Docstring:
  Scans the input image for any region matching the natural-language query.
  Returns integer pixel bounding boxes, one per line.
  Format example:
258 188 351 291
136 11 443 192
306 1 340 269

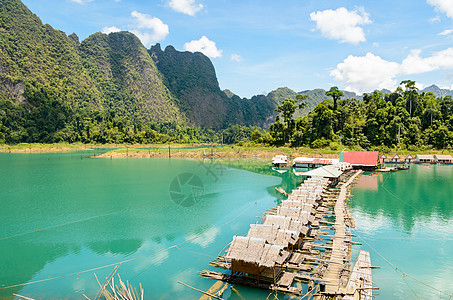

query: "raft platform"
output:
200 168 375 298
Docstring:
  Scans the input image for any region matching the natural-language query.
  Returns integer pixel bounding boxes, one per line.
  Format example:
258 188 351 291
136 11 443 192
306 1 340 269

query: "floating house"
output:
403 154 414 163
434 154 453 164
292 157 339 168
226 236 289 282
340 151 379 170
298 165 343 185
272 155 288 167
390 154 400 163
380 154 388 164
335 162 352 171
415 154 434 163
263 215 310 237
247 224 301 250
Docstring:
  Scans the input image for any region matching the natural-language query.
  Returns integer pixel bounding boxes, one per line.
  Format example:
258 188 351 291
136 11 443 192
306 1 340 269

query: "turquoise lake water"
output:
0 153 452 299
350 165 453 299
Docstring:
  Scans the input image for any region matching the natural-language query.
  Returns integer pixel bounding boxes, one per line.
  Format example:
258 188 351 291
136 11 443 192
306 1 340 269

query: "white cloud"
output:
310 7 371 45
439 28 453 35
230 54 242 62
427 0 453 19
429 16 441 23
130 11 169 47
330 52 400 93
401 48 453 74
102 26 121 34
70 0 93 3
168 0 203 16
415 82 425 90
184 36 222 58
331 48 453 93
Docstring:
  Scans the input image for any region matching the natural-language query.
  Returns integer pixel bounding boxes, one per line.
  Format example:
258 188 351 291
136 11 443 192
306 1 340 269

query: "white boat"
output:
271 155 288 167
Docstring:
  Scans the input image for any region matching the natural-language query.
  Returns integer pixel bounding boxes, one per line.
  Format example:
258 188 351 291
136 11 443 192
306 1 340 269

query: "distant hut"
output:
298 165 343 185
226 236 289 282
415 154 434 163
403 154 414 163
380 154 388 164
263 215 310 237
390 154 400 163
340 151 379 170
434 154 453 164
292 157 339 168
247 224 300 251
272 155 288 167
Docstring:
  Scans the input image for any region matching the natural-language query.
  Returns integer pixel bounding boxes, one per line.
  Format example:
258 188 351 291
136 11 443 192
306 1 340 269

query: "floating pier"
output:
201 167 374 298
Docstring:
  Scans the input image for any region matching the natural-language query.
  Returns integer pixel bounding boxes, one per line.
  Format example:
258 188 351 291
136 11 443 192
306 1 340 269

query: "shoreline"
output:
1 143 451 159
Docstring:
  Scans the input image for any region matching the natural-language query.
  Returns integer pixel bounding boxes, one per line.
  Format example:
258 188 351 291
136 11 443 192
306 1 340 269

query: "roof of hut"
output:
263 215 309 236
276 206 311 223
247 224 299 247
300 165 343 178
226 236 289 267
416 154 434 159
341 151 379 167
434 154 453 160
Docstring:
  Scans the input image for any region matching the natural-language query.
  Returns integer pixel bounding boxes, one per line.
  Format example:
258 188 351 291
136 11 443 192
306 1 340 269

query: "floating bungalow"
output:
403 154 414 163
247 224 301 251
263 215 310 237
415 154 434 163
201 173 373 298
298 165 343 185
292 157 339 168
434 154 453 164
390 154 400 163
340 151 379 170
379 154 388 164
272 155 288 167
226 236 289 282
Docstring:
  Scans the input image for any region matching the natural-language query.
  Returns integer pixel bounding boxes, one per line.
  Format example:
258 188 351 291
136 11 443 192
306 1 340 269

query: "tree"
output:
401 80 418 117
274 95 307 144
326 86 344 110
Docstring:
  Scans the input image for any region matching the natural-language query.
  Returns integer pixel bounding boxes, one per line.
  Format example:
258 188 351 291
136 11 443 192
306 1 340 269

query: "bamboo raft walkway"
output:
200 167 373 299
321 170 362 296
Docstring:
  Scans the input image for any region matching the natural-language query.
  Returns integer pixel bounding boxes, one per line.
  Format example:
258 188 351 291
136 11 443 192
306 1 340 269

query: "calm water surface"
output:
0 152 302 299
1 153 452 299
350 165 453 299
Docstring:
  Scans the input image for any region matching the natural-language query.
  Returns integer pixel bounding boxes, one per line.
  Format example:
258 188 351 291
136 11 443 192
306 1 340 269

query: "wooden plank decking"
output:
320 170 363 296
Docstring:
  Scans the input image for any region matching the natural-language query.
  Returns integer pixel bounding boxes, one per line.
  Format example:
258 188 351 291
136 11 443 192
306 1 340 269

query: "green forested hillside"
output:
269 82 453 150
80 32 181 123
2 0 453 147
0 0 185 143
149 44 275 129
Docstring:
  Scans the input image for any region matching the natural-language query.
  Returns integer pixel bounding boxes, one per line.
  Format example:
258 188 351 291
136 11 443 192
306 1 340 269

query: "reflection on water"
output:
350 165 453 299
0 153 304 299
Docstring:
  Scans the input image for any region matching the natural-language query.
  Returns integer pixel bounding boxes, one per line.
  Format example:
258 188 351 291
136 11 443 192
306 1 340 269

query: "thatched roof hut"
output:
247 224 299 248
226 236 290 269
264 215 309 236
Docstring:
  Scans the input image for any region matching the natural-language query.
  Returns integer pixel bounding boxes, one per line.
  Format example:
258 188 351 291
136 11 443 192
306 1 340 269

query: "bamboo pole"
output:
177 281 224 300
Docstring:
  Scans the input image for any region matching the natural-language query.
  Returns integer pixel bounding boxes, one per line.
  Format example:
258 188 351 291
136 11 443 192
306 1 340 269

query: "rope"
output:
0 210 121 241
174 246 217 259
353 229 453 297
402 272 421 300
0 197 263 291
380 172 449 224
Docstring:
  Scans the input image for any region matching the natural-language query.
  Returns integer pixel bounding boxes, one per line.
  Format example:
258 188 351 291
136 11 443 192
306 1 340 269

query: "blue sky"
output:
22 0 453 97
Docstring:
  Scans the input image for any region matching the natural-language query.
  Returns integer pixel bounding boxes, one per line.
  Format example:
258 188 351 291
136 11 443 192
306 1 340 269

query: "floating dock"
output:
201 167 374 298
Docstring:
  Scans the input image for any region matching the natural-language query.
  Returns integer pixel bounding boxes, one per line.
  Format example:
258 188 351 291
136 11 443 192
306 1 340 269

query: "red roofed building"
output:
340 151 379 170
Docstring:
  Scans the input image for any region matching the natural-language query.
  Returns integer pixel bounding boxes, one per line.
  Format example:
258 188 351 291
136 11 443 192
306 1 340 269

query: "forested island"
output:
1 0 453 152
